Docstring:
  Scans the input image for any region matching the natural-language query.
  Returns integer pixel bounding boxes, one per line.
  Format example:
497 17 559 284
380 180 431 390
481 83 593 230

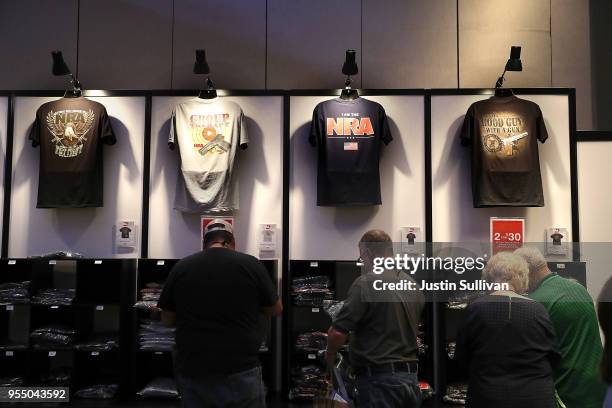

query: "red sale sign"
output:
490 217 525 255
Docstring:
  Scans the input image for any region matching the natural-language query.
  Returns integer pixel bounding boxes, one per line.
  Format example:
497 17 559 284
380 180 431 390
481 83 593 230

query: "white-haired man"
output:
514 247 605 408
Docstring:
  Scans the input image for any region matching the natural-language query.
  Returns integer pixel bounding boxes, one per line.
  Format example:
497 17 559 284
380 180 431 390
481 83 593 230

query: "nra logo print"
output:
327 117 374 136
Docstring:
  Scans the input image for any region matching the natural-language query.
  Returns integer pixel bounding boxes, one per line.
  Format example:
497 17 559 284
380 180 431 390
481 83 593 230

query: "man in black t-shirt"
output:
158 219 282 408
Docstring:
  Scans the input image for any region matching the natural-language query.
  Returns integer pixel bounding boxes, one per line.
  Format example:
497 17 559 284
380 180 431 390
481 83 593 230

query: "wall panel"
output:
172 0 266 89
362 0 458 88
578 140 612 299
459 0 552 88
0 1 78 89
267 0 361 89
552 0 592 129
78 0 173 89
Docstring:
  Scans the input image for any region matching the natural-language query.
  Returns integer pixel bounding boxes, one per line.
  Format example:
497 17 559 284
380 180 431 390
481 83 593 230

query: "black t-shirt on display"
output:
309 98 392 206
119 227 131 239
460 95 548 207
29 97 116 208
157 248 278 377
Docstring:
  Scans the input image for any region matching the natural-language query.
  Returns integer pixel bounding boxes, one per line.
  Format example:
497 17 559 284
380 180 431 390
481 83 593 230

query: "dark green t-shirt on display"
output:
529 273 606 408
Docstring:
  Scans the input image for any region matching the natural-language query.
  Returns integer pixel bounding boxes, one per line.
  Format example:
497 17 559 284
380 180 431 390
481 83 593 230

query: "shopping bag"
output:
313 368 352 408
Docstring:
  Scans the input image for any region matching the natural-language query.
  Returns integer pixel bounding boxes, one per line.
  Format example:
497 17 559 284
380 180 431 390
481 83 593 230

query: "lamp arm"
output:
495 69 507 88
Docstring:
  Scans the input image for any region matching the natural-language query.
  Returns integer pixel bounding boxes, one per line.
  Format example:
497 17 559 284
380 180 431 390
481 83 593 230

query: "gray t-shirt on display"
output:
170 98 248 213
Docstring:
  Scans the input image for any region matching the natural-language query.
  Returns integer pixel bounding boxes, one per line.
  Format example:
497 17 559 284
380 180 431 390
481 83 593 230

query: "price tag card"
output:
157 260 165 266
310 262 318 268
50 306 59 310
48 351 56 357
49 260 57 265
7 260 16 265
307 354 316 360
90 352 100 356
311 308 320 313
94 260 102 265
5 351 14 357
6 305 14 311
490 217 525 255
95 305 104 311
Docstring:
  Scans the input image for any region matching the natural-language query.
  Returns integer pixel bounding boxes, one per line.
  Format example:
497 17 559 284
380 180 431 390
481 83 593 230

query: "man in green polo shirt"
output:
515 247 605 408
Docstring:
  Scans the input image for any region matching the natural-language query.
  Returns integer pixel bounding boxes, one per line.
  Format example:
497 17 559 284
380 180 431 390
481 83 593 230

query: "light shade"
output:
51 51 71 76
504 46 522 72
193 49 210 75
342 49 358 76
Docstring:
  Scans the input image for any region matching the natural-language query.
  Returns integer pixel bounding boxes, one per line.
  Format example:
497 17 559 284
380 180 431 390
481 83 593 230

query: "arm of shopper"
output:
261 298 283 316
161 310 176 327
157 264 179 327
326 327 348 368
326 278 368 367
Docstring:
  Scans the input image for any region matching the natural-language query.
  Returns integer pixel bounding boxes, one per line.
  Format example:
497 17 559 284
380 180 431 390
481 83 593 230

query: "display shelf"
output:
285 259 436 402
0 257 135 399
0 303 30 348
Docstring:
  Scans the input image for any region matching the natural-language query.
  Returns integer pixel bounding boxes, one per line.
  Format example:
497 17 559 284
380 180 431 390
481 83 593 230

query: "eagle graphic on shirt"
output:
45 109 95 158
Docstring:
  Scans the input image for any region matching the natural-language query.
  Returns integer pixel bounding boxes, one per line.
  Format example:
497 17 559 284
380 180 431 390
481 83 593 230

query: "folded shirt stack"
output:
443 383 468 405
137 377 179 399
134 283 163 311
74 334 119 352
139 319 175 351
75 384 119 399
0 281 30 304
295 332 328 352
31 288 75 306
30 325 75 349
288 365 328 400
292 276 334 307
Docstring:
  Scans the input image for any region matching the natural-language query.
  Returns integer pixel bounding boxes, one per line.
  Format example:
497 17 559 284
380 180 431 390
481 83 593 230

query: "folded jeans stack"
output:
139 319 175 351
292 276 334 307
31 288 75 306
288 365 328 400
0 281 30 304
322 299 344 320
30 325 75 348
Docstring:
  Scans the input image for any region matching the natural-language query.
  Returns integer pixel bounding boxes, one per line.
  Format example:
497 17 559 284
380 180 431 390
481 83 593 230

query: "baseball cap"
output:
204 219 234 238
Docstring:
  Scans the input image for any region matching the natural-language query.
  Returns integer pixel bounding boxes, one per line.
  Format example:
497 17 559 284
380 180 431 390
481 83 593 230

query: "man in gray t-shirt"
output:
326 229 424 407
169 98 248 213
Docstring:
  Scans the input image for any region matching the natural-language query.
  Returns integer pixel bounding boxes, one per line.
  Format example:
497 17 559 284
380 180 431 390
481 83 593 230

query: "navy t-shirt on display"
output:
309 97 393 206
